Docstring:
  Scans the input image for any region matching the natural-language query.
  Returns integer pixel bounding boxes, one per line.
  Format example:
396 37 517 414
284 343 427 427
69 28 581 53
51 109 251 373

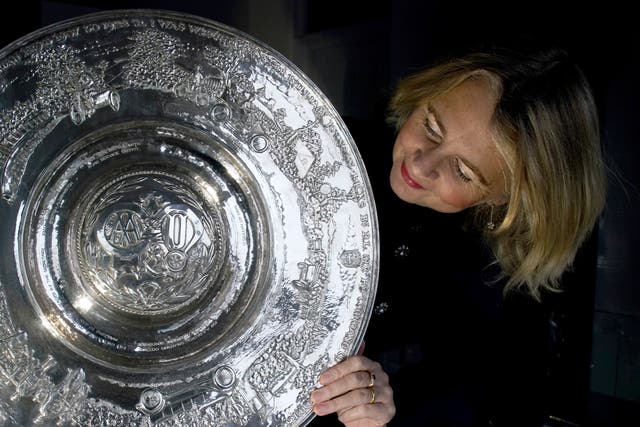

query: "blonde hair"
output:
388 48 606 300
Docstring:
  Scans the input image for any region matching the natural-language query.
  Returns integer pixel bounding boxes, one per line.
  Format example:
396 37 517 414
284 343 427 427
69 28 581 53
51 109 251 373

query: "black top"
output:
311 116 554 427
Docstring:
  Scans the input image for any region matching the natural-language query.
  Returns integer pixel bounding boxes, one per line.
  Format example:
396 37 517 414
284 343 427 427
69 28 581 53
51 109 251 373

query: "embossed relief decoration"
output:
0 10 378 427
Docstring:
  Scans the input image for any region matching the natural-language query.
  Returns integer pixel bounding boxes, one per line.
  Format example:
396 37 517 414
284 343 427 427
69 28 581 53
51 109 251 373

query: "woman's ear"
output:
494 194 509 206
487 190 509 207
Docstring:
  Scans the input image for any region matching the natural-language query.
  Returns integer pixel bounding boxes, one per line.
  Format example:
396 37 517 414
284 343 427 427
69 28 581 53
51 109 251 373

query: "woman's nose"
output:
412 148 441 180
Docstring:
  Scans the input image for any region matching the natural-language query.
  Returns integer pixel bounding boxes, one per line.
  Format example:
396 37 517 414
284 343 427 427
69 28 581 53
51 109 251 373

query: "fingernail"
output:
313 403 329 416
311 389 326 404
319 371 336 384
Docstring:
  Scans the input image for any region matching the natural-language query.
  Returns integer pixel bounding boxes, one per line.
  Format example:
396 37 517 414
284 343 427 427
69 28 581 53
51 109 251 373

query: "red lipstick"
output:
401 161 423 189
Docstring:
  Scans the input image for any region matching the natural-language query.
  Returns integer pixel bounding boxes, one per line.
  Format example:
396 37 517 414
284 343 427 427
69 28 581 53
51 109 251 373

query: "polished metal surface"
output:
0 10 378 426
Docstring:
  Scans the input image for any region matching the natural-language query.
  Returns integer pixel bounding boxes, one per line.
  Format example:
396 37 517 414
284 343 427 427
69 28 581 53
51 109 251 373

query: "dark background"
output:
1 1 638 426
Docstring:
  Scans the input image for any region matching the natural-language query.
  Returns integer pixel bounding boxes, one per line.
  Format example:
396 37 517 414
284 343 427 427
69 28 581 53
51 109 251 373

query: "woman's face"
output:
390 77 507 213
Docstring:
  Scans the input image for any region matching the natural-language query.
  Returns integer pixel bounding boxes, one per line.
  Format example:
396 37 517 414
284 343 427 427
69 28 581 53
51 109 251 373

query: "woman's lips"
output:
401 161 424 189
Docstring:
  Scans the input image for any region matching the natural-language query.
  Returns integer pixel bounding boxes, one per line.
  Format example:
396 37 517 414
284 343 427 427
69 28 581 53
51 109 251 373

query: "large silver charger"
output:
0 10 378 427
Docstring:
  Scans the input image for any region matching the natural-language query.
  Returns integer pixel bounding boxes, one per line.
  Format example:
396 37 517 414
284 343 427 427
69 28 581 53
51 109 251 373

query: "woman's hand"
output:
310 344 395 426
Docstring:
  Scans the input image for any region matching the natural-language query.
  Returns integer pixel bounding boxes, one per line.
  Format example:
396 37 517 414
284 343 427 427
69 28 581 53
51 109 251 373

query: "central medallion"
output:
79 174 219 316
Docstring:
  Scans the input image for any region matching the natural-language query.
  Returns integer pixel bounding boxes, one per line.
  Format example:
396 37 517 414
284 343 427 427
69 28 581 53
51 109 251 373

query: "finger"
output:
318 355 382 385
311 369 374 404
337 401 396 425
356 340 366 355
313 385 391 416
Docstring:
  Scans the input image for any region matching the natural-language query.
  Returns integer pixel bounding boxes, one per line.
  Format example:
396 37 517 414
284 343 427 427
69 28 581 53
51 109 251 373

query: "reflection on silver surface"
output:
0 9 378 427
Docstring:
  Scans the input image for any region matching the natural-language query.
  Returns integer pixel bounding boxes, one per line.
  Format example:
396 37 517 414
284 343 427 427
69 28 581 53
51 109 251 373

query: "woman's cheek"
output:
439 186 476 211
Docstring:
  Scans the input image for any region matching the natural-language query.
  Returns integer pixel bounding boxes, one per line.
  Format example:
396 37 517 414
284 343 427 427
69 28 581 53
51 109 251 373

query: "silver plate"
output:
0 10 378 426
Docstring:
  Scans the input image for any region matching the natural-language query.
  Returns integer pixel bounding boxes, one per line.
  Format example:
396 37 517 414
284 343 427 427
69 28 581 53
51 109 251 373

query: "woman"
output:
311 44 606 426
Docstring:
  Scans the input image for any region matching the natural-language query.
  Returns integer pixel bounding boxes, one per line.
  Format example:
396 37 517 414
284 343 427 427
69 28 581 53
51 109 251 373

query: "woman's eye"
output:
422 119 441 140
455 159 472 183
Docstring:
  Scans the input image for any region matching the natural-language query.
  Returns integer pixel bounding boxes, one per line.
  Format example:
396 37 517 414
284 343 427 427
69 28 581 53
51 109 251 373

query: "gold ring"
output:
369 387 376 404
367 371 376 388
